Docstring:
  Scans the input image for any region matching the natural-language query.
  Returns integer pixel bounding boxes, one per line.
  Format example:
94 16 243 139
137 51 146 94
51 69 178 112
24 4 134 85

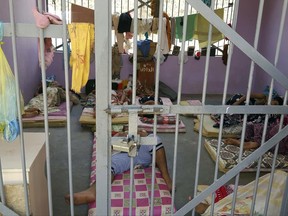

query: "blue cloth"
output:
137 40 151 57
0 22 3 41
202 0 211 7
263 85 279 99
111 134 163 175
3 119 20 142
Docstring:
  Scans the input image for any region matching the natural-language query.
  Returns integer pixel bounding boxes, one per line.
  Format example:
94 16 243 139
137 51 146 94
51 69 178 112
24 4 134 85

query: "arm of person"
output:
250 93 266 100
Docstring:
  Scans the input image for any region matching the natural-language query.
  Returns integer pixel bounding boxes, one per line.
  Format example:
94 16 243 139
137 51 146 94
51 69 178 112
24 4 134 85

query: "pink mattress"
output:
137 97 186 133
138 117 186 133
22 102 70 119
88 135 174 216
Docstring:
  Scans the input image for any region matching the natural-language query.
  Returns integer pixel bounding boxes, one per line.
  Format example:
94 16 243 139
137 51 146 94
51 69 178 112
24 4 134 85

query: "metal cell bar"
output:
263 0 288 213
175 125 288 215
95 0 112 215
0 159 5 205
210 0 240 212
280 146 288 214
192 1 216 214
37 0 54 214
131 0 138 104
110 104 288 115
186 0 288 89
60 0 74 214
8 0 30 215
0 203 18 216
230 0 264 214
149 0 165 213
170 1 188 212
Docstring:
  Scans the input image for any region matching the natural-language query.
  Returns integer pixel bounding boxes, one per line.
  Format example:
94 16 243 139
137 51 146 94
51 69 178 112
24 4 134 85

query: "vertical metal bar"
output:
280 120 288 215
177 0 181 16
95 0 111 214
37 0 54 214
60 0 74 214
171 0 175 17
230 0 265 212
263 0 288 214
132 0 138 104
8 1 30 215
193 0 216 214
247 1 267 214
209 0 239 214
171 2 188 213
150 1 165 214
0 159 5 205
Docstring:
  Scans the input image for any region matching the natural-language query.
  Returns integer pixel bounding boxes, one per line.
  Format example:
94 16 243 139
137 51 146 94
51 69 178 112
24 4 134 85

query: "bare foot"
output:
188 196 210 214
64 187 96 205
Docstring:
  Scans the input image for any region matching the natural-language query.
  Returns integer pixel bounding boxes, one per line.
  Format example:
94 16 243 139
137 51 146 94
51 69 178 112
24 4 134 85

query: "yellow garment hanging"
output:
193 8 224 48
68 23 94 93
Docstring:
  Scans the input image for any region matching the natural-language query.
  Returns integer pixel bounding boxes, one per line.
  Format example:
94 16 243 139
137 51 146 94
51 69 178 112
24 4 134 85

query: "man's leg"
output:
65 174 115 205
156 147 173 192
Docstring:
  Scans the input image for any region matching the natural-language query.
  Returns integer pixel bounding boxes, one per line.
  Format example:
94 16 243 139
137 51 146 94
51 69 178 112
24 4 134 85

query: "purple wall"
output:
255 0 288 96
1 0 288 100
0 0 39 103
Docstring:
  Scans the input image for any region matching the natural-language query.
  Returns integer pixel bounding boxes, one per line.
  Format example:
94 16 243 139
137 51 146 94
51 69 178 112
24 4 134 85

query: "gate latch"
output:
112 134 140 157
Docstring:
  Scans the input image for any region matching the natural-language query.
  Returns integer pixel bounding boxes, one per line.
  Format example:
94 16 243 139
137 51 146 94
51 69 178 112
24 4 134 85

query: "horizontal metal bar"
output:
175 124 288 215
109 105 288 115
3 23 63 38
111 136 157 146
0 203 19 216
107 105 165 114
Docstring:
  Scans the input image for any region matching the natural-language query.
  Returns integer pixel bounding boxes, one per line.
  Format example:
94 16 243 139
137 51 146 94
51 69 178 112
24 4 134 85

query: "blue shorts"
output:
111 134 163 175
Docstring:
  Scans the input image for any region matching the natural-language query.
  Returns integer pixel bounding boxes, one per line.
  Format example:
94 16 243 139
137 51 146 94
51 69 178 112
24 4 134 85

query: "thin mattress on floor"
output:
22 102 72 128
88 134 174 216
204 139 288 173
193 115 242 138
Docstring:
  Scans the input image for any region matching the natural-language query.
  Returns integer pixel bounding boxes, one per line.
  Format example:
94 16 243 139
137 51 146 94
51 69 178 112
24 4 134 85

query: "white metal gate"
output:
1 0 288 215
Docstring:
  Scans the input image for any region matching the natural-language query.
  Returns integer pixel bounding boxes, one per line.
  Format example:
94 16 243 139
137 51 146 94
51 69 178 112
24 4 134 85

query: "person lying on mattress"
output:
22 81 80 118
226 93 283 106
224 115 288 154
212 93 284 128
64 130 173 205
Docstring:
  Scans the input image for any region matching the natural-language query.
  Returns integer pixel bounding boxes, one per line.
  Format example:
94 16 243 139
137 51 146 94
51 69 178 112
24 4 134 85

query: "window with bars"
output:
47 0 234 56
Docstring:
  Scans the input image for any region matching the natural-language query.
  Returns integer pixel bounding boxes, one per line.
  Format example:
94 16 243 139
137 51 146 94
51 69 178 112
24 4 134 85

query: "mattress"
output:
138 117 186 133
80 97 185 133
22 102 71 128
79 107 129 127
193 115 242 138
204 139 288 173
179 99 202 117
88 135 175 215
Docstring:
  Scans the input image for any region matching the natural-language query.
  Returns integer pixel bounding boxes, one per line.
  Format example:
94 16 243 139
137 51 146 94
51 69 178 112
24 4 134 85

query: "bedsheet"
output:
204 139 288 173
194 115 242 138
180 99 202 117
201 170 287 215
22 102 71 127
88 135 174 216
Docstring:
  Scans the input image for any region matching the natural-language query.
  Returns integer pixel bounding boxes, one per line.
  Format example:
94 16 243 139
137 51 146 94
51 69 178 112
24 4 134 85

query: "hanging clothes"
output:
193 8 224 48
0 43 24 142
175 14 197 41
68 23 94 93
112 13 125 53
163 12 172 51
